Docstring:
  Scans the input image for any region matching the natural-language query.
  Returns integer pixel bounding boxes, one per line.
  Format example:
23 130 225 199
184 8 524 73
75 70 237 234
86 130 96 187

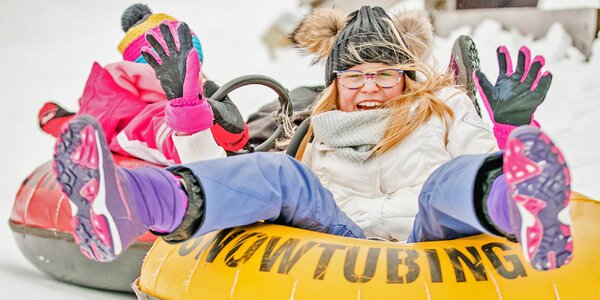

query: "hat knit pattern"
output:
118 4 204 64
325 6 410 86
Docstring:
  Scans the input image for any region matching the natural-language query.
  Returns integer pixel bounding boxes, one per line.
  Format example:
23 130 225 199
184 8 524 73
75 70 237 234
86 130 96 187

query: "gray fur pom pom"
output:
121 3 152 32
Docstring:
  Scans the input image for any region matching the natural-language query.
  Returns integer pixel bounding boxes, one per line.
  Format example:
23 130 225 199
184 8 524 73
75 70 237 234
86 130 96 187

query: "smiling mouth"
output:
356 101 384 111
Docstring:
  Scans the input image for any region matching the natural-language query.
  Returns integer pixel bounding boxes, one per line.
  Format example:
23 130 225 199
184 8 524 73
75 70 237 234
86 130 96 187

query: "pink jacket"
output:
76 61 232 165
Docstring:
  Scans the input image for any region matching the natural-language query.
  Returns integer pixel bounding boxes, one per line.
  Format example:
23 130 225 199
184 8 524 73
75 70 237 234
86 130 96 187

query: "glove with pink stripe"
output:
473 46 551 149
141 22 213 134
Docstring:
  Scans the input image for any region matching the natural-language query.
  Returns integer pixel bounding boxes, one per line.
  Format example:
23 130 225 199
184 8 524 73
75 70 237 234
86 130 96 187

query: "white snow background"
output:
0 0 598 298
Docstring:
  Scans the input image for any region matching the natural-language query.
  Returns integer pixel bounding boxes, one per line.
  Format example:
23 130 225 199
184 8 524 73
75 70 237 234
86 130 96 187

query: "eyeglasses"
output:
334 69 404 90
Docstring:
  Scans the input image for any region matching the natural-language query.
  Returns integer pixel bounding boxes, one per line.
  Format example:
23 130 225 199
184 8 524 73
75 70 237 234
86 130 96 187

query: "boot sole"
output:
450 35 482 116
53 115 130 262
504 127 573 270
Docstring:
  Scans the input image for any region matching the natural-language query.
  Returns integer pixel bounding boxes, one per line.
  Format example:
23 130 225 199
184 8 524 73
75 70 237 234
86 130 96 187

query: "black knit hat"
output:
325 6 413 86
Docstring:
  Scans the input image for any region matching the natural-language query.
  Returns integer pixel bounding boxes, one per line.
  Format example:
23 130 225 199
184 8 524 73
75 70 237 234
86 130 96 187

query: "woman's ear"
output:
290 8 346 63
390 10 433 61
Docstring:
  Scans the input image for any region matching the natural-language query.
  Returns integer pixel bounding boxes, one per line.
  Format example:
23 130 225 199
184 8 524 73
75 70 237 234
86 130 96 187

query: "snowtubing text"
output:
177 227 527 284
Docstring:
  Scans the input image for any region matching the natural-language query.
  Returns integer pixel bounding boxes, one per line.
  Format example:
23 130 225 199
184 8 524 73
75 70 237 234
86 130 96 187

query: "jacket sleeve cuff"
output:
172 129 226 163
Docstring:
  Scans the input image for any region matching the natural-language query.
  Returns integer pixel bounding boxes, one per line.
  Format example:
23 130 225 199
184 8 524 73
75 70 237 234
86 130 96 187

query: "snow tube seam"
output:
9 220 154 249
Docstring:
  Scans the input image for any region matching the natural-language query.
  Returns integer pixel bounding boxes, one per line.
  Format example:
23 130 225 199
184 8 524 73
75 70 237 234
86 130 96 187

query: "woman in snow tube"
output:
51 4 573 296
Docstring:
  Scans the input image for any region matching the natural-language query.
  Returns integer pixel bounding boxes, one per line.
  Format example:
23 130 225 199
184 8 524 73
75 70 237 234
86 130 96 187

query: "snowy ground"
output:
1 0 598 298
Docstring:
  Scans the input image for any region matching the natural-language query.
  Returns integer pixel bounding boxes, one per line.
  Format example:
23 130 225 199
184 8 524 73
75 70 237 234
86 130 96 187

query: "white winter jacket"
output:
301 87 499 242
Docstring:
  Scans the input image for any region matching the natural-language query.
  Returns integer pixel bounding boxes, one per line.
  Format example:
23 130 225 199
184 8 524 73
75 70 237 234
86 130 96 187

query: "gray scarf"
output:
312 109 390 162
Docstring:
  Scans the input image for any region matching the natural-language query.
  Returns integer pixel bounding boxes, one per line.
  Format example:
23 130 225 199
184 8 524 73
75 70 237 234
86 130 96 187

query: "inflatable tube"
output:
136 193 600 299
10 155 158 292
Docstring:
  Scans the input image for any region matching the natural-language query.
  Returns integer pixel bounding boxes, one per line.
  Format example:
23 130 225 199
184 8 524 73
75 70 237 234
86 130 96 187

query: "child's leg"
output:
409 126 572 270
163 152 365 241
54 116 362 262
408 153 497 243
54 115 187 262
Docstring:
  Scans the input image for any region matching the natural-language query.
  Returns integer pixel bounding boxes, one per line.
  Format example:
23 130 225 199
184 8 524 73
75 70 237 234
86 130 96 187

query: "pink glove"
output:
141 22 213 134
473 46 550 149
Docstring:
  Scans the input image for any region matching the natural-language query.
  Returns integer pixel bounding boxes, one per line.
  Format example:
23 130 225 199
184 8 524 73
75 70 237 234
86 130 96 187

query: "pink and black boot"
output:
448 35 481 116
504 126 573 270
38 101 75 138
53 115 189 262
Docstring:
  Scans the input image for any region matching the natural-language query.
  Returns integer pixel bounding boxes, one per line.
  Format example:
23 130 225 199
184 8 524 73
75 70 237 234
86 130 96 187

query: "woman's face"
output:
336 63 405 112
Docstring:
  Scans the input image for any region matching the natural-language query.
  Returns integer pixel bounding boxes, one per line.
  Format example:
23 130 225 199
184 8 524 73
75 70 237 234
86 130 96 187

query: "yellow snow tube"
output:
136 193 600 299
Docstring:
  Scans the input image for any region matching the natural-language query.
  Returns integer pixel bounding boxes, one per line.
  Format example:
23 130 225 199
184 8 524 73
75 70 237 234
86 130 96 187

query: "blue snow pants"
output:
178 151 503 242
179 152 366 239
407 152 503 242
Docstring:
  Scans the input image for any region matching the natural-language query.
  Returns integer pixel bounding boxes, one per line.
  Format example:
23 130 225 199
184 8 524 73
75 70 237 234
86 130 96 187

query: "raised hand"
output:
474 46 552 126
142 22 201 100
141 22 213 134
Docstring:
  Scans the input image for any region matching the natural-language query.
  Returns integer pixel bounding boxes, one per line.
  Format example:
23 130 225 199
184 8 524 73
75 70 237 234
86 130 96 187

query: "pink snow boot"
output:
504 126 573 270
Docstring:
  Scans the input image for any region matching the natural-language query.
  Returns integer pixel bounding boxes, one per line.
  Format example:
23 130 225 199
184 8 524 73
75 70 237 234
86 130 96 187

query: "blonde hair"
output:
295 22 455 160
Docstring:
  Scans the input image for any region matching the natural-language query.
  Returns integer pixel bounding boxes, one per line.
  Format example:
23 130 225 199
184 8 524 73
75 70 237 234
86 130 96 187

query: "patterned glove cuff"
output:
169 96 204 107
493 123 517 150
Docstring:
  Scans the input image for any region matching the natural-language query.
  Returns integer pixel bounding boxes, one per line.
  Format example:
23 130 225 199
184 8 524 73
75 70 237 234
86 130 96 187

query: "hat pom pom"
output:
290 8 346 63
391 10 433 61
121 3 152 32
